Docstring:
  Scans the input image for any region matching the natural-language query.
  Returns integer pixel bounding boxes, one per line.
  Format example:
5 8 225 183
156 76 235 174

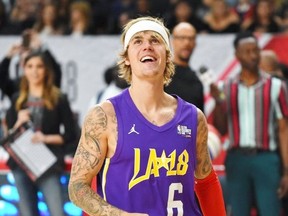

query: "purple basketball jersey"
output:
97 89 202 216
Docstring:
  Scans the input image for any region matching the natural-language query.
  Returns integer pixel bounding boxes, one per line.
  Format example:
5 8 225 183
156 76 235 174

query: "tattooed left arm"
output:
194 109 226 216
194 109 213 179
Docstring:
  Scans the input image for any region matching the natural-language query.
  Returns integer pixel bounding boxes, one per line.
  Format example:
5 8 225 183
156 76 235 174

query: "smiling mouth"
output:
140 56 156 63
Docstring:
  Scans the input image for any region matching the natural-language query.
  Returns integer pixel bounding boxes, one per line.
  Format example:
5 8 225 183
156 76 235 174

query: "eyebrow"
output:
131 32 161 40
131 35 143 41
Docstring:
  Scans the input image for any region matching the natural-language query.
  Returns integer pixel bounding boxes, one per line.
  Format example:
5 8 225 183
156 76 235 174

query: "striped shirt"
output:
221 71 288 150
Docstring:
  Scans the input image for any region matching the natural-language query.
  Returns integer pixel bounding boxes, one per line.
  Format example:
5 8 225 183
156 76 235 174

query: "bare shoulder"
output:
195 108 212 179
70 101 116 181
197 109 207 126
84 101 116 133
81 101 115 151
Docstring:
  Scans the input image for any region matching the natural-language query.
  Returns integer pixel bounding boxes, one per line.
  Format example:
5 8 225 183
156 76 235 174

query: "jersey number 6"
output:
167 183 183 216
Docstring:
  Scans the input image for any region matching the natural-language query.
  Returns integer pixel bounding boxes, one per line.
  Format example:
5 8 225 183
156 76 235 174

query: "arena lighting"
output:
0 173 82 216
0 200 18 215
61 175 69 185
0 185 19 202
7 173 15 185
38 201 49 215
38 191 44 200
64 202 83 216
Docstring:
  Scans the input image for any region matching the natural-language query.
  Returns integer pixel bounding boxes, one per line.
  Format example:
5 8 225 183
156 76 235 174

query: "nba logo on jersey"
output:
177 125 191 137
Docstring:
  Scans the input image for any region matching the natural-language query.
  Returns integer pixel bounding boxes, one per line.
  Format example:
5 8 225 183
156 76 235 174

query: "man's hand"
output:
278 175 288 198
210 83 219 98
210 83 224 100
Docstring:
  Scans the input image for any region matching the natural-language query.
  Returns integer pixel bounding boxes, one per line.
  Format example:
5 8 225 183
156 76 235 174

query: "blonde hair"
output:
70 1 92 31
16 51 60 111
118 16 175 86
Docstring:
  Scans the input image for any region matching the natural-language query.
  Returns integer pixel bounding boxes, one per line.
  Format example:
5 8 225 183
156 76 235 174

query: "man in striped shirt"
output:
211 31 288 216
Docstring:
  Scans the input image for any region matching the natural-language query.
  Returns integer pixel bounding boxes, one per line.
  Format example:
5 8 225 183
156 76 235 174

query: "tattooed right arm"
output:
68 103 123 215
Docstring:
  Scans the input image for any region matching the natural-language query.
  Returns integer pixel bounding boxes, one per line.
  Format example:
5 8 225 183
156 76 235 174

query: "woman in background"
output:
65 1 94 37
5 51 77 216
33 2 63 36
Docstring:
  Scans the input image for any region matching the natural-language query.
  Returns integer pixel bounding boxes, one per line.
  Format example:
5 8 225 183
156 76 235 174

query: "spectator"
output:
233 0 255 30
65 1 94 37
33 2 64 36
165 0 208 33
259 50 283 78
244 0 280 33
210 31 288 216
8 0 42 34
196 0 215 21
275 2 288 33
203 0 240 33
0 29 62 100
259 48 288 216
5 50 77 216
165 22 204 111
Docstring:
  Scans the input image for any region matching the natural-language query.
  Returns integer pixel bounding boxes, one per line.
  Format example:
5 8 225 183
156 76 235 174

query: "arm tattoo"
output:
195 111 212 177
75 106 107 175
69 106 123 215
70 182 122 216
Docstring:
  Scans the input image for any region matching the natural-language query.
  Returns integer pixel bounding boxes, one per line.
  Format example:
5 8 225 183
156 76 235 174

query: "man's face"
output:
125 31 167 82
236 41 260 71
172 26 196 64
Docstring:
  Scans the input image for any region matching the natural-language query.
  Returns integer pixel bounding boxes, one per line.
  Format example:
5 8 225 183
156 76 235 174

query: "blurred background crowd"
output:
0 0 288 215
0 0 288 36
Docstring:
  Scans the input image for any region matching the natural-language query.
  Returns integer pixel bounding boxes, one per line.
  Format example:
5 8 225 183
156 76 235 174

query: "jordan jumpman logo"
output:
128 124 139 134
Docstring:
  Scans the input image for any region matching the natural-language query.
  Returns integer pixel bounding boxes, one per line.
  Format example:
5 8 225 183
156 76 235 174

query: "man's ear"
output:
125 58 130 66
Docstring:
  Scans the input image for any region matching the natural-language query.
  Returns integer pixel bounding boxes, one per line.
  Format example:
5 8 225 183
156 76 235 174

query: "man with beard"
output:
165 22 204 112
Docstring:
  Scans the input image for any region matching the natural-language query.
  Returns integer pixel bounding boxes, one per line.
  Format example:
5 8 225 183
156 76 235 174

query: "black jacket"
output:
5 93 77 171
165 65 204 112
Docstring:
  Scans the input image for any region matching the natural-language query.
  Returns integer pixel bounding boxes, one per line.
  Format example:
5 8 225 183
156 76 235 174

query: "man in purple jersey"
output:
68 16 225 216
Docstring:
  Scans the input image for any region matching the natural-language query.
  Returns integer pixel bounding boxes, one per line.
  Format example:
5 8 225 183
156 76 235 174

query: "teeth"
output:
141 56 154 62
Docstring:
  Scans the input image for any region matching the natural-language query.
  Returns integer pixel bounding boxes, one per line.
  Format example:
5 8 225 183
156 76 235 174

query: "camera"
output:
22 31 31 48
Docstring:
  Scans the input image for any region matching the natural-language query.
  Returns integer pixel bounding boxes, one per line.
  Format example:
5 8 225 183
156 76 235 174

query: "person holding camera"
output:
5 50 77 216
0 29 62 101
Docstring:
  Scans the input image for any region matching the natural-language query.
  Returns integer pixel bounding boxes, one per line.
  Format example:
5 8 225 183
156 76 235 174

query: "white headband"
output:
124 20 170 50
